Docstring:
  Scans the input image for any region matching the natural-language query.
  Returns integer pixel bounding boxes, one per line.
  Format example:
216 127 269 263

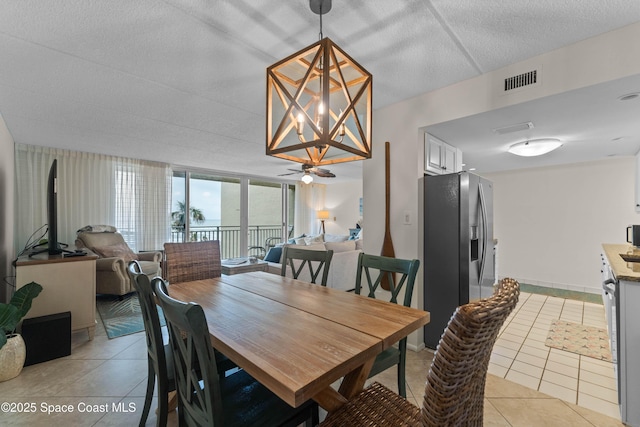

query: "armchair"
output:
75 226 161 296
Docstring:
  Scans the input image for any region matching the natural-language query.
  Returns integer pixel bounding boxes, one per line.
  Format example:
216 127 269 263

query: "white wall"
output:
366 22 640 351
323 181 362 236
0 114 15 302
485 157 639 293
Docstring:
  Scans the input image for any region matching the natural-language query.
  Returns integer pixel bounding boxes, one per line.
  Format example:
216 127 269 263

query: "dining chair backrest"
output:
354 253 420 397
354 253 420 307
152 277 222 426
319 278 520 427
153 277 319 427
422 277 520 426
127 261 173 427
163 240 221 284
281 246 334 286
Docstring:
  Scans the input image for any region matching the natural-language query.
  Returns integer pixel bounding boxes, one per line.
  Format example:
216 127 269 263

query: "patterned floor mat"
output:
545 319 612 362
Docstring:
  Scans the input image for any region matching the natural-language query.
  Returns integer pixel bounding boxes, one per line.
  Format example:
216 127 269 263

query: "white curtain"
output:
294 183 326 236
14 144 171 253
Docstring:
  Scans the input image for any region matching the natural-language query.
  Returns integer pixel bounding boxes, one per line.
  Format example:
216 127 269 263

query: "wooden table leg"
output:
157 391 178 415
338 357 375 400
168 391 178 412
313 357 375 413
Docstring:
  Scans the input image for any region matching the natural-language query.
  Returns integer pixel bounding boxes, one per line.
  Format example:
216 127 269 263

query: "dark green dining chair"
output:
280 246 333 286
354 253 420 398
281 246 334 286
128 261 175 427
152 277 319 427
128 261 237 427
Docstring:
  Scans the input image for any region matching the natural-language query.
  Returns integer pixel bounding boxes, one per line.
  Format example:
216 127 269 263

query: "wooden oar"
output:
380 141 395 291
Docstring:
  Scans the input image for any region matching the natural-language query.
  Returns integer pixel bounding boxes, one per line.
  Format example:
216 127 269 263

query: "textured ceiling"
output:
0 1 639 181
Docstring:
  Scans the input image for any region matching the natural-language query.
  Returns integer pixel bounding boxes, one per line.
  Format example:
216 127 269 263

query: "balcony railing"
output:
171 225 283 259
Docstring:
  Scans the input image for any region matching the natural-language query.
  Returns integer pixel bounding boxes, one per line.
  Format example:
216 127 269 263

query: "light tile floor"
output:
0 293 624 426
486 291 621 421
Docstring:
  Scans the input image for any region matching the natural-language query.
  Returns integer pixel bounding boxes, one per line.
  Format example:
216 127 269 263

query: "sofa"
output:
264 234 363 291
75 225 162 296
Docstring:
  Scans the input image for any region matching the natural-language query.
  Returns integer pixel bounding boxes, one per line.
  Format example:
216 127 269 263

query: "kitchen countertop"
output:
603 243 640 282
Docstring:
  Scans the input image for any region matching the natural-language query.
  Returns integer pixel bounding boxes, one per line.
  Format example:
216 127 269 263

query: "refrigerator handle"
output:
478 183 488 286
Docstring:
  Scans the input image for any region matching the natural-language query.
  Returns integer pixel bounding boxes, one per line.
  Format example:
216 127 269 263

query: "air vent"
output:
493 122 534 135
504 70 537 92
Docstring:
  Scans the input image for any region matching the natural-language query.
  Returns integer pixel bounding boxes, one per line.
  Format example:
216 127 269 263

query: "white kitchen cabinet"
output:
602 244 640 426
424 133 462 175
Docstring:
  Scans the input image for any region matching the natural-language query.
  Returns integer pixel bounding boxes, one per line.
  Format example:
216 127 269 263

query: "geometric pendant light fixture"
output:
266 0 372 167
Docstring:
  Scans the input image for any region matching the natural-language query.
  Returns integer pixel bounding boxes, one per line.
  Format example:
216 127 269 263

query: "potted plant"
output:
0 281 43 382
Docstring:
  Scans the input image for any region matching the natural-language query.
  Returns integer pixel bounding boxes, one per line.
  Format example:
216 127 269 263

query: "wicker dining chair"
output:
281 246 334 286
354 253 420 398
320 278 520 427
163 240 221 284
152 277 319 427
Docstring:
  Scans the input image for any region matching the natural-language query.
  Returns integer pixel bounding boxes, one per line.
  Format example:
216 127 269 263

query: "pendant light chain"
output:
265 0 372 167
318 3 323 40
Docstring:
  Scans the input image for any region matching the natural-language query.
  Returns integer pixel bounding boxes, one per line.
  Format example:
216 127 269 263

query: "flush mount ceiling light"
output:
508 138 563 157
266 0 372 167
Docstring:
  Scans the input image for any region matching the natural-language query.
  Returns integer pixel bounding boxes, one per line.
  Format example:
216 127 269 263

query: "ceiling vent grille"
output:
493 122 534 135
504 70 537 92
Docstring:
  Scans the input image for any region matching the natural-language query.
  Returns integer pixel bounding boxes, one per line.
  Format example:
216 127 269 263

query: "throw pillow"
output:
77 224 118 233
92 243 139 263
303 234 324 245
288 234 306 244
264 246 283 263
324 240 356 253
324 234 349 243
284 243 326 252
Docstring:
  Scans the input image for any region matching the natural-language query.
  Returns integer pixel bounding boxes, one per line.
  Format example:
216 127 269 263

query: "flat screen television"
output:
46 159 63 255
30 159 71 256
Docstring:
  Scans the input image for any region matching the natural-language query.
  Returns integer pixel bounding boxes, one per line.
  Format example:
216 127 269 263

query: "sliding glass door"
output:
248 180 282 258
171 171 294 259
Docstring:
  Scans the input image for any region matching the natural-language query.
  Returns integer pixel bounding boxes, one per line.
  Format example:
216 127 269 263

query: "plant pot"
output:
0 334 26 382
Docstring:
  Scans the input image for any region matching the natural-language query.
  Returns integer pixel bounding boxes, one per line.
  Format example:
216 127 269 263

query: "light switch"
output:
403 211 411 225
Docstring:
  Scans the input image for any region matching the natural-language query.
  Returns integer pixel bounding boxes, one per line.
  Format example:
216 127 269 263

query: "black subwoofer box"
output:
19 312 72 366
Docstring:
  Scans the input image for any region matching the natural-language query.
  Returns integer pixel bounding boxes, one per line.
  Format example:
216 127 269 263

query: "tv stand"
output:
15 253 98 340
28 242 73 257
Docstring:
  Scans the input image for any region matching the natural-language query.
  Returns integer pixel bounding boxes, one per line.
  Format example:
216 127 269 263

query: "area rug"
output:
96 293 164 339
545 319 612 362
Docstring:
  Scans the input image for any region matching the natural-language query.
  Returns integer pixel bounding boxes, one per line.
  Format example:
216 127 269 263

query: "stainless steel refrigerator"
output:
421 172 495 349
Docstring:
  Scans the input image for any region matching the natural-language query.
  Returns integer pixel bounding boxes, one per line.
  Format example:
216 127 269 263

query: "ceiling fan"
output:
278 164 335 184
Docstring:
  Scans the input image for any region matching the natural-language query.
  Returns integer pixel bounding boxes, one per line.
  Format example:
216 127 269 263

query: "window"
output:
171 170 294 259
15 144 171 254
248 180 283 257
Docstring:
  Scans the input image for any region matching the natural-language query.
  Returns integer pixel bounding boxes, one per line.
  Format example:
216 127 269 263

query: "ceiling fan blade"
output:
277 171 299 176
314 170 335 178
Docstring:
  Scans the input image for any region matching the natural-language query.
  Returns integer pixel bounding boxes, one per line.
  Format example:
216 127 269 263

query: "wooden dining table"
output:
166 271 430 413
